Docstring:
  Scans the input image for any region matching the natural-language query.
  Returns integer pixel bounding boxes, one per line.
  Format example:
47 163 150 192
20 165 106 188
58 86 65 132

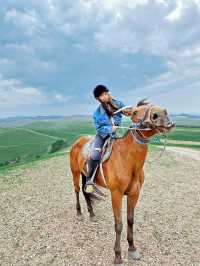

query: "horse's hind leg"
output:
127 194 141 260
75 189 81 216
81 173 95 219
111 190 123 265
70 160 82 216
72 170 82 216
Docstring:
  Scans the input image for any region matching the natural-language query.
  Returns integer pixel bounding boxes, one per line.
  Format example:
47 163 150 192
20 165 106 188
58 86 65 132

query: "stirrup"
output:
84 181 95 193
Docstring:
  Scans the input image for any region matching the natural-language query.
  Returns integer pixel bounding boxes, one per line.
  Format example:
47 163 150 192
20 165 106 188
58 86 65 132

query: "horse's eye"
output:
133 111 137 115
153 113 158 120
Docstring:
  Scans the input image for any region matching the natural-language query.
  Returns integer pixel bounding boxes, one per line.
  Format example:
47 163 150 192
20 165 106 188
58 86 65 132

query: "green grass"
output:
173 117 200 127
0 119 95 170
0 128 54 145
0 128 56 165
167 127 200 142
19 120 95 144
0 147 70 174
1 116 200 171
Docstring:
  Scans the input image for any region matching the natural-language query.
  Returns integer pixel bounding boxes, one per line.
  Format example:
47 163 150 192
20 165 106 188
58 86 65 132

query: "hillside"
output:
0 115 200 170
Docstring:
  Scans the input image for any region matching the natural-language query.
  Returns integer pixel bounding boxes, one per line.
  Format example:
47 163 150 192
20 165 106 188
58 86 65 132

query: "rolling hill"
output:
0 114 200 169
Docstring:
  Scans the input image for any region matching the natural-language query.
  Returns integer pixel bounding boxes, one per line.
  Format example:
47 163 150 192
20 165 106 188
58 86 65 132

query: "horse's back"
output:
70 135 93 172
70 135 93 152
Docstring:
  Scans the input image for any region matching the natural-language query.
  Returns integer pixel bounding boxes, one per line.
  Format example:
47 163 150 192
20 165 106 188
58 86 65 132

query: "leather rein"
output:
114 105 166 145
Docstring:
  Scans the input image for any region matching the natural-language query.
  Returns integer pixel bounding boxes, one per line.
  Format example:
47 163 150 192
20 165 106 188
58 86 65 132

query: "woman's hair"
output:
101 100 120 117
93 84 109 98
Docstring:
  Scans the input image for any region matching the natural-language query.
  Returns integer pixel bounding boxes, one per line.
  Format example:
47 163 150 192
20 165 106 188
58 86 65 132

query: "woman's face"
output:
97 91 111 103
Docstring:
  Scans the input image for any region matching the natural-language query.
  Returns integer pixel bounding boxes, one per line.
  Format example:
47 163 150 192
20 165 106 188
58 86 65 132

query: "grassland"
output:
0 118 95 169
0 115 200 170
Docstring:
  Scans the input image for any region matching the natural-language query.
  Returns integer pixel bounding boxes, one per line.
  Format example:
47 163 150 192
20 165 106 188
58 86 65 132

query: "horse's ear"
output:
137 98 149 107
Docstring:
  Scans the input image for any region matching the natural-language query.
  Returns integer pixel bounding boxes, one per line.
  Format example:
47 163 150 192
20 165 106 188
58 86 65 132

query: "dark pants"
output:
90 133 108 161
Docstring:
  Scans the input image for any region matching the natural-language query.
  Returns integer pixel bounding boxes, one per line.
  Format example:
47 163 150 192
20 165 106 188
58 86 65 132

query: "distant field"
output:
0 115 200 169
0 127 55 166
22 120 95 141
171 117 200 127
166 127 200 142
0 119 95 168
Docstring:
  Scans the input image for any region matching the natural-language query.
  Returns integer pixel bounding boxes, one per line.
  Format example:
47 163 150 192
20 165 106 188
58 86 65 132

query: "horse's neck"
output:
115 129 156 172
138 128 158 139
123 127 157 145
124 130 148 154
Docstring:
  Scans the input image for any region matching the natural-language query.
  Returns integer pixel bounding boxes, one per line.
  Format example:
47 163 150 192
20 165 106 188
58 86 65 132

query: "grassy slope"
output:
0 128 54 163
0 119 95 168
0 116 200 170
167 127 200 142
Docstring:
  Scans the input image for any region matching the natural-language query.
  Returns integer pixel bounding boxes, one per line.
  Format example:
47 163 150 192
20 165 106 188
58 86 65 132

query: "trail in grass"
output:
14 127 61 140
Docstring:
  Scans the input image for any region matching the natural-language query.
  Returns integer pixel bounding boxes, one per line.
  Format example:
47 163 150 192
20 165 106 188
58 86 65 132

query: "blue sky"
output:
0 0 200 117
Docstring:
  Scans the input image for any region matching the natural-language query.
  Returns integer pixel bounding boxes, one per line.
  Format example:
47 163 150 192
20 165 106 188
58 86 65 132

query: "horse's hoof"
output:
114 258 124 265
128 248 141 260
76 214 84 221
89 215 97 222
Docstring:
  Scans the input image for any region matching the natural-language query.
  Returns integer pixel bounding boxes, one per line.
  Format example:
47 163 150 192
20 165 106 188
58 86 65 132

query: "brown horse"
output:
70 101 175 265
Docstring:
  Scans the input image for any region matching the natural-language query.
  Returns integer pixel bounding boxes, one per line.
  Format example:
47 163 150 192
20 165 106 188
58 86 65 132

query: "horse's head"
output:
123 99 175 133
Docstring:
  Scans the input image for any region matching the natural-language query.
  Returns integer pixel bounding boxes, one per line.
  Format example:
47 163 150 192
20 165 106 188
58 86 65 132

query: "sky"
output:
0 0 200 117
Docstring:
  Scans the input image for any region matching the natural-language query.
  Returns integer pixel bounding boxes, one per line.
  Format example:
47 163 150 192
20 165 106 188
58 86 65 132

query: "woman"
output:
85 84 127 193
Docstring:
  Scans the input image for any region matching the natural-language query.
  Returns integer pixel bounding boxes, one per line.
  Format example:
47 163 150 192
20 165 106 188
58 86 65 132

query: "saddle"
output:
82 136 114 163
82 136 115 183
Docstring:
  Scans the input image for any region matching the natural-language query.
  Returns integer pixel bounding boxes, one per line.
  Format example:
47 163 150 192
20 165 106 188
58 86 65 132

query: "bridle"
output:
130 104 166 144
113 105 168 163
114 104 164 144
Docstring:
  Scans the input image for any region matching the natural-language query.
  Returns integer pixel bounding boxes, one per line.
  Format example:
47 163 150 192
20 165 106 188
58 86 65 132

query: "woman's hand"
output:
112 125 119 132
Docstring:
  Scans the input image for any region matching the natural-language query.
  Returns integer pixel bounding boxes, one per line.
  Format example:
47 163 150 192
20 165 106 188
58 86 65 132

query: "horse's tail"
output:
70 136 91 192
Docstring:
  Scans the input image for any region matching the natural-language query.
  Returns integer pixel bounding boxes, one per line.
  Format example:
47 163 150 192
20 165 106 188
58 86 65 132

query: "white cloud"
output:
5 8 45 36
123 63 200 113
0 74 47 108
1 0 200 115
165 1 184 21
0 74 71 109
91 0 200 114
54 93 72 103
94 1 200 56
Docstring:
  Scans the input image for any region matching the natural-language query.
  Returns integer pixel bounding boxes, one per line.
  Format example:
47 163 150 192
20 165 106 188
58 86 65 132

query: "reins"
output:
117 125 168 164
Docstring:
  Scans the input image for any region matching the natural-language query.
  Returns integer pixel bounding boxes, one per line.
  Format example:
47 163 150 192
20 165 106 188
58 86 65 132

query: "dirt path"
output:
167 140 200 146
166 146 200 160
14 127 61 140
0 150 200 266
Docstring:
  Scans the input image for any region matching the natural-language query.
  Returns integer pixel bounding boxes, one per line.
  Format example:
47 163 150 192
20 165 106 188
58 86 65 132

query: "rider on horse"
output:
85 84 127 193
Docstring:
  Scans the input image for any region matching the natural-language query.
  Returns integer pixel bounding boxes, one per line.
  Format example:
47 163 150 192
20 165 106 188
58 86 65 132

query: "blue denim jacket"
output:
93 99 125 139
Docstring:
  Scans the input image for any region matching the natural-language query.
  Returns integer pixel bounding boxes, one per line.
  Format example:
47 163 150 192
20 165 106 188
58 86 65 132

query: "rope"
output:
146 134 167 164
117 126 152 131
116 124 168 164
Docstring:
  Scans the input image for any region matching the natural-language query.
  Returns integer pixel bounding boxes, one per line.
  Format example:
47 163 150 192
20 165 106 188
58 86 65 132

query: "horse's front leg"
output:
111 190 123 265
127 193 141 260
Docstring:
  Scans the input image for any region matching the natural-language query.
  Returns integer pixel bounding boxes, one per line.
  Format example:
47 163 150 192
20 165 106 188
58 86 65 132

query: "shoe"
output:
85 180 95 193
84 159 99 194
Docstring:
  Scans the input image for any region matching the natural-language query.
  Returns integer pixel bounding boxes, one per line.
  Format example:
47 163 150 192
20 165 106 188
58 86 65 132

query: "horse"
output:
69 100 175 265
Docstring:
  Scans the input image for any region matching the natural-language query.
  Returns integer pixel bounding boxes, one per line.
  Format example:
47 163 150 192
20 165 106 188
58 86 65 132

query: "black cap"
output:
93 85 109 98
